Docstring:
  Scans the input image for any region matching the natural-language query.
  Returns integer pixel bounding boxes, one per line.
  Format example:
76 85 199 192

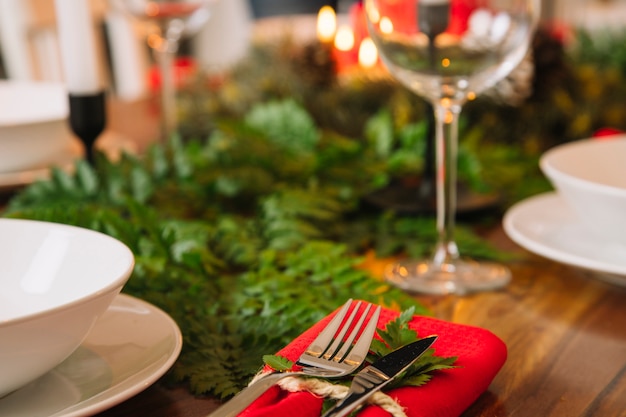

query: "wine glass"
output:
365 0 540 295
110 0 217 140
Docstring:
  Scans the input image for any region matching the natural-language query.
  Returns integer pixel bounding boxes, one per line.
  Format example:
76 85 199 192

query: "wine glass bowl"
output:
365 0 540 295
110 0 216 140
120 1 213 47
367 0 539 104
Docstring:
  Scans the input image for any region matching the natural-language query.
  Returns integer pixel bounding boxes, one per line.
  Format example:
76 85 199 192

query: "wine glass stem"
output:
155 41 178 141
432 100 461 267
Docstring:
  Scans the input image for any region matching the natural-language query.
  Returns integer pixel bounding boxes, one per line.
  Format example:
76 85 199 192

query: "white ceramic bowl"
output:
0 219 134 397
0 81 75 173
540 135 626 244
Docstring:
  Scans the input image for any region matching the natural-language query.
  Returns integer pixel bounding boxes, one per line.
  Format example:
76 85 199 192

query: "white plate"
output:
0 293 183 417
503 192 626 286
0 131 138 191
0 139 82 190
0 81 70 173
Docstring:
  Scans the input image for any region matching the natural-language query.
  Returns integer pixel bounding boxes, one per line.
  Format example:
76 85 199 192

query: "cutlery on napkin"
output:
236 302 507 417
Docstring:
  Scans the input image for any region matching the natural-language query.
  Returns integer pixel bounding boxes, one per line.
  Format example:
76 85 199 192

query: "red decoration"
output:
447 0 484 35
593 127 624 139
147 56 197 92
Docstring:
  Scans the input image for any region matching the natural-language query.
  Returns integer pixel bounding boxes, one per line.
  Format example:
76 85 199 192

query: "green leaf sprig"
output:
368 307 457 389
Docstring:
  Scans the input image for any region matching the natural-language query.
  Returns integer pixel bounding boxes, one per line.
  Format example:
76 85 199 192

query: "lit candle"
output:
333 24 357 73
358 37 378 68
334 25 355 52
317 5 337 43
54 0 101 94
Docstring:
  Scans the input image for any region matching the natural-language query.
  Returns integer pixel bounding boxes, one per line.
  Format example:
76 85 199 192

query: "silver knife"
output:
322 335 438 417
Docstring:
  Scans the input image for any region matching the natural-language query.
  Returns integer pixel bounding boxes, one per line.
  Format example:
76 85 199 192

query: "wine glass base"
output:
385 259 511 295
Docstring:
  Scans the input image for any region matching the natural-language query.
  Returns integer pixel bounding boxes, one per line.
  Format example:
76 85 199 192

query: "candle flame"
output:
358 37 378 68
317 6 337 43
334 25 355 51
380 16 393 34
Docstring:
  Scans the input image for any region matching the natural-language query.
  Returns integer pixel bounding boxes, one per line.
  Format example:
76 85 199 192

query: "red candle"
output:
447 0 484 35
350 2 370 43
333 25 359 73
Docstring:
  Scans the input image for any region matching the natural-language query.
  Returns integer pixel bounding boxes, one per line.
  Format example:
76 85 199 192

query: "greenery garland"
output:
2 111 504 398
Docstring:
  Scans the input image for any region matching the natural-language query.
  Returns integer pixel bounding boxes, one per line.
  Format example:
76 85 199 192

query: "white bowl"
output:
540 135 626 244
0 81 75 173
0 219 134 397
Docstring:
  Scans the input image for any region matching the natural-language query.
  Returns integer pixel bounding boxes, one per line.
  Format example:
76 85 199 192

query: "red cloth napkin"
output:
239 303 507 417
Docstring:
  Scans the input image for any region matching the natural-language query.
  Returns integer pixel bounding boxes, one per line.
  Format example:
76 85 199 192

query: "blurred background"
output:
2 0 625 93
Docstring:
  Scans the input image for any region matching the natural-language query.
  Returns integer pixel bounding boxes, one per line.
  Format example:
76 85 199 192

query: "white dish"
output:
540 136 626 245
0 131 137 190
503 192 626 286
0 219 135 396
0 139 83 190
0 81 74 173
0 293 183 416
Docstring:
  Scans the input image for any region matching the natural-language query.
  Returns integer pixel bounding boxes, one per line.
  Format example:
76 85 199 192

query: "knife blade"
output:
322 335 438 417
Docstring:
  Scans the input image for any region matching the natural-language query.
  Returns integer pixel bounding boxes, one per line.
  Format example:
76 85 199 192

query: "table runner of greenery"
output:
3 118 501 398
3 28 625 399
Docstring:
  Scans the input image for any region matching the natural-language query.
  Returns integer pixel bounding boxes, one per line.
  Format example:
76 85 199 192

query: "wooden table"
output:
96 226 626 417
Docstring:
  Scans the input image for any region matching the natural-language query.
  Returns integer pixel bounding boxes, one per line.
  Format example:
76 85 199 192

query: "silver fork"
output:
208 299 381 417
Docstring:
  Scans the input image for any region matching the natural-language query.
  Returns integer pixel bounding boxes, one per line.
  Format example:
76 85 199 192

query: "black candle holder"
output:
68 91 106 164
418 0 451 67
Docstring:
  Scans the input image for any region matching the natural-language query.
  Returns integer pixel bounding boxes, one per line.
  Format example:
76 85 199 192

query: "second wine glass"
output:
111 0 216 141
365 0 540 295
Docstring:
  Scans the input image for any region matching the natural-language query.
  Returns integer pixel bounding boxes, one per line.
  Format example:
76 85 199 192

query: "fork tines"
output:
301 299 381 369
